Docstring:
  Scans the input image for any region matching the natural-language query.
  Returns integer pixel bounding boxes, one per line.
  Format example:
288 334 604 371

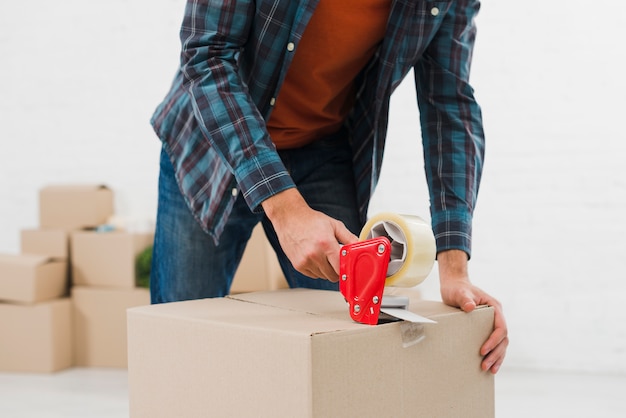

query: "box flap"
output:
129 295 366 337
129 289 491 341
228 288 478 322
228 288 348 319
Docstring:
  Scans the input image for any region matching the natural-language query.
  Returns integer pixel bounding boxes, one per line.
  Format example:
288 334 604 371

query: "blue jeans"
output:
150 132 362 303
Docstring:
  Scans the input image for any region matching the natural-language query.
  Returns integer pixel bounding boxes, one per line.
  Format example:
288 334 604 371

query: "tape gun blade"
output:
380 308 436 324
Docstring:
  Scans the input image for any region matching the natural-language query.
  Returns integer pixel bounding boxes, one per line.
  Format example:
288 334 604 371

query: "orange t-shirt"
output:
267 0 392 149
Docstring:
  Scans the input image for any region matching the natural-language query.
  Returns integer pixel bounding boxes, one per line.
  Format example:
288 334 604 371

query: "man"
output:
150 0 508 374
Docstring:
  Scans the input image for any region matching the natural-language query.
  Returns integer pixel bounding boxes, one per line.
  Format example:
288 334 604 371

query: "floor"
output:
0 367 625 417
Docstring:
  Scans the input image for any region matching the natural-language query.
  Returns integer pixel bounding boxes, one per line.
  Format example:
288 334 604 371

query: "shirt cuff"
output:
234 149 295 213
431 210 473 259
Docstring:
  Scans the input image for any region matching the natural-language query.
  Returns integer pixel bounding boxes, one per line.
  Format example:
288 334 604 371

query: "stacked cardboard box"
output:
0 184 155 371
69 209 289 367
66 191 153 368
1 184 288 373
230 223 288 294
0 185 114 372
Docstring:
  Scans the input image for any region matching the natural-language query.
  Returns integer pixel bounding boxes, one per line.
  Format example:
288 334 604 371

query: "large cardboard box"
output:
0 254 68 303
0 298 73 373
128 288 495 418
39 184 114 229
72 286 150 368
70 230 154 288
21 228 69 259
230 223 288 293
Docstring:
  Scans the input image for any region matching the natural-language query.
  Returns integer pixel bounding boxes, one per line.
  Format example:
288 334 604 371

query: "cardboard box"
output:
72 286 150 368
70 230 154 288
0 254 68 303
21 228 69 259
39 184 114 229
230 223 288 293
0 298 73 373
128 288 495 418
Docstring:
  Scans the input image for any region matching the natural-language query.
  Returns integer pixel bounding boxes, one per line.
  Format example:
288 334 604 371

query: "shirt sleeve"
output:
179 0 295 212
414 0 485 258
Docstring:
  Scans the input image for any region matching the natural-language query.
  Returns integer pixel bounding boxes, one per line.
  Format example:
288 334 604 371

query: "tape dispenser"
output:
339 213 436 325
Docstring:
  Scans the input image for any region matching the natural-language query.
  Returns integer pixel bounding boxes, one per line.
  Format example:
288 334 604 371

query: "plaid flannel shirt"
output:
151 0 485 257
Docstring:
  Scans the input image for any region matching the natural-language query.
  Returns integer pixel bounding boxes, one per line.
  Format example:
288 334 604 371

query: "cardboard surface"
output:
0 254 68 303
70 231 153 289
72 286 150 367
128 288 494 418
230 223 288 293
0 298 73 373
39 184 114 229
21 228 69 259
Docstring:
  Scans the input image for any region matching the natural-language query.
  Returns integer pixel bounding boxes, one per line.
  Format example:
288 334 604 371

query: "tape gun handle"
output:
339 236 391 325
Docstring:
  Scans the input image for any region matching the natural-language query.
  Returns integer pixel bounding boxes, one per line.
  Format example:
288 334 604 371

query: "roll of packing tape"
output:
359 213 436 287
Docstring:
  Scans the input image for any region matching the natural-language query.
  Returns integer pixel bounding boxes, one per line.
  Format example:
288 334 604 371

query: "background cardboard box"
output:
71 231 153 288
230 223 287 294
20 228 69 259
128 289 494 418
0 298 73 373
72 286 150 368
0 254 68 303
39 184 114 230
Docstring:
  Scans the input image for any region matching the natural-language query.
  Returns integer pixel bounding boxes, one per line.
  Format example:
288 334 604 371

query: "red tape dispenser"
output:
339 237 391 326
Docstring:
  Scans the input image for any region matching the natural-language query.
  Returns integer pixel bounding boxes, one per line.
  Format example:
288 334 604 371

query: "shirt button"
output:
269 97 276 106
231 188 238 197
431 7 439 16
286 42 295 52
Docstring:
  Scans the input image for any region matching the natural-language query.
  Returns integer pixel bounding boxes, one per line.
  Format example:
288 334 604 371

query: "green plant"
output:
135 245 153 288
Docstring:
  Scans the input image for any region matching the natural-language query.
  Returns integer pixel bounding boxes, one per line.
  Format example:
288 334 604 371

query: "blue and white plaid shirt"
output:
151 0 485 257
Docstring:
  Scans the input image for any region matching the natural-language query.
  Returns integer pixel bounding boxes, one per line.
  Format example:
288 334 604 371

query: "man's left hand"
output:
438 250 509 374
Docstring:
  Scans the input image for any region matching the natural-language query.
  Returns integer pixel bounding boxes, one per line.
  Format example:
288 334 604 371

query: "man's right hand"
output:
261 188 358 281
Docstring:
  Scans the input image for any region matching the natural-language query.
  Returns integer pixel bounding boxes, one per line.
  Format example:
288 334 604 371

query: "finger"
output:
326 245 342 276
480 307 507 356
481 326 507 359
481 326 507 356
489 353 506 374
300 267 318 280
295 255 339 282
481 337 508 373
333 221 359 245
322 261 339 282
457 289 477 313
462 299 477 313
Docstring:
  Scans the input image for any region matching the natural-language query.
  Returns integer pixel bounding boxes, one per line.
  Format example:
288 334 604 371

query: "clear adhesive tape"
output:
359 213 436 287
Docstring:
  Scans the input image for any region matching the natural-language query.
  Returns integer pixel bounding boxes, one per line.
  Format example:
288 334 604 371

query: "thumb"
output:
455 287 477 313
460 293 477 313
334 221 359 245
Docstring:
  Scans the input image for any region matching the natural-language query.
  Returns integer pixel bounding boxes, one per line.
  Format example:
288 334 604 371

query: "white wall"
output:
1 1 625 375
